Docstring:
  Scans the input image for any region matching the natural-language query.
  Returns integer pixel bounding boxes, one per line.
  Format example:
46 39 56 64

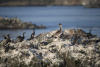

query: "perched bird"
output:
0 34 11 52
2 34 11 42
16 32 26 42
58 23 63 33
52 23 63 38
28 29 35 40
86 28 94 39
6 34 11 42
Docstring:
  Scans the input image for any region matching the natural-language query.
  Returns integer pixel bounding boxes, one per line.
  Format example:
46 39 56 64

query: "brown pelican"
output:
17 32 26 42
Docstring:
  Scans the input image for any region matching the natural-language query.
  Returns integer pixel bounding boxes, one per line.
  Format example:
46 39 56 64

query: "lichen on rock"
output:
0 29 100 67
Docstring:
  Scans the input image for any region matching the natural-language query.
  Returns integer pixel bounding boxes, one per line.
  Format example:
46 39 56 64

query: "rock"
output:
0 29 100 67
0 17 46 29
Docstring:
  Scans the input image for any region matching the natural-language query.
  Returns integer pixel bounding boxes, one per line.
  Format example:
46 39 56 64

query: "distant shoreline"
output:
0 5 99 8
0 5 83 8
0 17 46 29
0 0 100 8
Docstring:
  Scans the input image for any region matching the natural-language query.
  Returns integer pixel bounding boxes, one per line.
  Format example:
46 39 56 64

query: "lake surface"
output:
0 6 100 40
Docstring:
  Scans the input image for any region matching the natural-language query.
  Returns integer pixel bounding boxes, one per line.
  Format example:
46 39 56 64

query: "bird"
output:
3 34 11 42
52 23 63 38
86 28 93 39
28 29 35 40
0 34 11 47
58 23 63 33
16 32 26 42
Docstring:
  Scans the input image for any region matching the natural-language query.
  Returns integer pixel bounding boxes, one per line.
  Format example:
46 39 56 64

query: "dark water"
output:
0 6 100 40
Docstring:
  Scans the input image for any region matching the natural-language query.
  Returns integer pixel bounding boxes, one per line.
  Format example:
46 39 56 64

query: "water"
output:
0 6 100 40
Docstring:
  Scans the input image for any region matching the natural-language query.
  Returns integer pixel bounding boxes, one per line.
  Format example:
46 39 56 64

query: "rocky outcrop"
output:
0 17 46 29
0 29 100 67
81 0 100 8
